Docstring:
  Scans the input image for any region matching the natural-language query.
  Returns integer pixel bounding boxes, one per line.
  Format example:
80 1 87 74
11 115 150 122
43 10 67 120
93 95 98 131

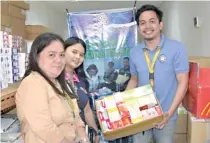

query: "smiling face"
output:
65 43 85 70
38 40 65 79
138 10 163 41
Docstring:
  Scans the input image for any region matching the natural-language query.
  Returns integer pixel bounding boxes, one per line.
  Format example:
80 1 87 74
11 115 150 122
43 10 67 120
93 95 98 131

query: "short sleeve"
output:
174 43 189 74
129 50 138 75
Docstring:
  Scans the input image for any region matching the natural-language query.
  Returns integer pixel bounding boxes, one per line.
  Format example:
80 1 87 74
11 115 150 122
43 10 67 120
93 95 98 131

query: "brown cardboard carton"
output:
97 113 163 140
9 4 26 20
10 17 26 38
26 25 50 35
7 0 29 10
1 2 9 15
176 114 188 134
0 25 12 34
26 34 40 41
1 82 20 112
176 104 188 134
1 15 10 26
188 56 210 61
96 85 164 140
175 134 187 143
187 113 210 143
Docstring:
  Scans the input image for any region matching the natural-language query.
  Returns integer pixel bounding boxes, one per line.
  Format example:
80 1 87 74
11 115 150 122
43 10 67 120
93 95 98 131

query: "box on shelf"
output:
1 82 20 113
187 113 210 143
183 58 210 119
10 17 26 39
26 34 40 41
1 15 10 27
7 0 30 10
1 2 10 15
175 134 187 143
176 106 188 134
0 26 12 35
8 4 26 20
1 1 28 38
26 25 49 35
25 25 50 40
95 85 163 140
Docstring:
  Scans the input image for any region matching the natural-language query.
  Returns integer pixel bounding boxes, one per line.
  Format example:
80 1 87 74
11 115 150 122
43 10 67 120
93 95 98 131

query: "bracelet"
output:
79 138 90 143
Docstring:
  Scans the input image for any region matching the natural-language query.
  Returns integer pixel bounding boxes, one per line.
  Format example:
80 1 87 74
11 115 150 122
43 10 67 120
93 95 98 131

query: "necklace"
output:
55 80 76 119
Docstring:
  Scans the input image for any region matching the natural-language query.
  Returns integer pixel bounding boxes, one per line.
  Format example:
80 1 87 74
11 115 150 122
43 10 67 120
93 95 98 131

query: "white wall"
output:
161 1 210 57
25 1 69 39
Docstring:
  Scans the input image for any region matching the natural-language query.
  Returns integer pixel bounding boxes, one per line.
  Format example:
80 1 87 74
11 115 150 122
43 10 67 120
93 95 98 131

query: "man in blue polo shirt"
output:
126 4 189 143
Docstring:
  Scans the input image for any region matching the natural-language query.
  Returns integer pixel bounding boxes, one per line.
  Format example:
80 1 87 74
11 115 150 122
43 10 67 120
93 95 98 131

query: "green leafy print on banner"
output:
85 39 131 50
85 48 130 59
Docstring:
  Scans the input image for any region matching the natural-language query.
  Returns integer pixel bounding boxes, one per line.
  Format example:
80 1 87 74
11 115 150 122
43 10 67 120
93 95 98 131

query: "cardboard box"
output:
1 2 9 15
189 56 210 60
1 26 12 34
26 25 50 35
176 105 188 134
1 3 26 19
7 0 29 10
10 17 26 38
1 16 25 38
26 34 40 41
187 113 210 143
1 15 10 27
175 134 187 143
176 114 188 134
183 58 210 119
1 82 20 111
9 4 26 20
96 85 164 140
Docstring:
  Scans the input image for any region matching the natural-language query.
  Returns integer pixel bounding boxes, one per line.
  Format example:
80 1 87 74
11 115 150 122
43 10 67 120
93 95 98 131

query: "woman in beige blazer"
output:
15 33 89 143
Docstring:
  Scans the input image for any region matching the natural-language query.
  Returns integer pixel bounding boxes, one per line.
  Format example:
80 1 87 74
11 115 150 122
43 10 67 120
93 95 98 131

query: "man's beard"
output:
144 36 155 41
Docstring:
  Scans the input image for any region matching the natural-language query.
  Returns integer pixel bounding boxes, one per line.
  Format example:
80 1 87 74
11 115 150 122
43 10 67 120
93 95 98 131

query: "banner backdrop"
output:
67 8 137 93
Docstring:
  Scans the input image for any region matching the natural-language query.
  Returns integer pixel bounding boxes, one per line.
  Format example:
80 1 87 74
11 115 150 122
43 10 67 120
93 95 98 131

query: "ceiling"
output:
43 1 163 14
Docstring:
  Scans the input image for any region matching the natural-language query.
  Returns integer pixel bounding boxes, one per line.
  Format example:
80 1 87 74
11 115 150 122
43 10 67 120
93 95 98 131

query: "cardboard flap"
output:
189 58 210 87
190 58 210 68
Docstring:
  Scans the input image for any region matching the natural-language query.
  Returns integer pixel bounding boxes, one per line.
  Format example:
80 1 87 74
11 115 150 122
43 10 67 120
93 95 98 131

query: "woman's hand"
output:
60 138 76 143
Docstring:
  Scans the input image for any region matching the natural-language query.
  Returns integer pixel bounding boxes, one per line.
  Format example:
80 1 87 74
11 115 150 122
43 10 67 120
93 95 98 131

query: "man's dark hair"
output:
135 4 163 25
123 57 129 61
23 32 76 99
108 62 114 66
86 64 98 74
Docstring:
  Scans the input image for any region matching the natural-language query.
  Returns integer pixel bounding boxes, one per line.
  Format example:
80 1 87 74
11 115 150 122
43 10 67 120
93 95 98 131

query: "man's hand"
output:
154 112 171 129
94 135 100 143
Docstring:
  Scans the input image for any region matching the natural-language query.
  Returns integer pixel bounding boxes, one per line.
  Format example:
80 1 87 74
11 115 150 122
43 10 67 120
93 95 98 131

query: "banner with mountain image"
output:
67 8 135 50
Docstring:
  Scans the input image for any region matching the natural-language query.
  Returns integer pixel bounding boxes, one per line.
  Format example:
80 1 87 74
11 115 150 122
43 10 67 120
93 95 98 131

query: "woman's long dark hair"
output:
64 37 89 92
23 33 76 98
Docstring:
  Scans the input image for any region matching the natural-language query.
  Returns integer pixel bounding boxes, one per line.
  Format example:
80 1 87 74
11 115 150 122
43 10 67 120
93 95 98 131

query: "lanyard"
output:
55 80 76 119
143 46 161 88
65 93 76 119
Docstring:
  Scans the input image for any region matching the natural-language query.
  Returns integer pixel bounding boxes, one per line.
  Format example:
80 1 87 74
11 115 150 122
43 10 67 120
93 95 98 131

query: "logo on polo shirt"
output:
159 54 166 63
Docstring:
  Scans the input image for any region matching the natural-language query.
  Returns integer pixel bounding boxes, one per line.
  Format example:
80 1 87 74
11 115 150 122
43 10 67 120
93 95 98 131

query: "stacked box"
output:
1 1 29 38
